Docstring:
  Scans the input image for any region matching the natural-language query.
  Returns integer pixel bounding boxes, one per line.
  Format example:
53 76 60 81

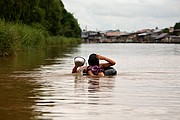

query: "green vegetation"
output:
173 22 180 36
0 0 82 57
46 36 81 45
163 28 169 33
0 20 46 56
0 20 81 56
0 0 81 37
174 22 180 30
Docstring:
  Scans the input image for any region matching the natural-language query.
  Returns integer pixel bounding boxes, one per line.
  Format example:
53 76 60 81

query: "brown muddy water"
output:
0 43 180 120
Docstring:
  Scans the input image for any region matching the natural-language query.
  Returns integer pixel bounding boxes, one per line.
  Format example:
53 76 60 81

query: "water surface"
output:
0 43 180 120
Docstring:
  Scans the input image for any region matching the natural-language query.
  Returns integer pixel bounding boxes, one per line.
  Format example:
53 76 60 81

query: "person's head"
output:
88 53 99 66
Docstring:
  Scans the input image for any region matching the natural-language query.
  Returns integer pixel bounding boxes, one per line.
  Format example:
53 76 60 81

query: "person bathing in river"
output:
72 53 116 77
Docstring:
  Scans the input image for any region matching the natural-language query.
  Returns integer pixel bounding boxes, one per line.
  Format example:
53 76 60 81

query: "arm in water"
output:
72 66 87 74
72 66 78 73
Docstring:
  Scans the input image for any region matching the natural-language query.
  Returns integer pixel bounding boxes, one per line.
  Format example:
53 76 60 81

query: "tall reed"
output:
46 36 82 46
0 20 81 57
0 20 47 56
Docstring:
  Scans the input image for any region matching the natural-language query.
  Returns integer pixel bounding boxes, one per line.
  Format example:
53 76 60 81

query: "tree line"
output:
0 0 81 38
174 22 180 30
163 22 180 36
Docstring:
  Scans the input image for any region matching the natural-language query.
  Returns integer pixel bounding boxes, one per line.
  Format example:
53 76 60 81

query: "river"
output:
0 43 180 120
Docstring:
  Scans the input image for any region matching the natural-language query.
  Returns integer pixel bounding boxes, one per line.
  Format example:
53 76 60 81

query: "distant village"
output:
81 27 180 43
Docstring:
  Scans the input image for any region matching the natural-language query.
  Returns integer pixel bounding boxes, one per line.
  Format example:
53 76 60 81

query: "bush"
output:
46 36 82 45
0 20 82 57
0 20 47 56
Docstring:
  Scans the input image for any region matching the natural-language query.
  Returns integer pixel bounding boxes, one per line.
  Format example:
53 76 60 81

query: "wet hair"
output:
88 53 99 66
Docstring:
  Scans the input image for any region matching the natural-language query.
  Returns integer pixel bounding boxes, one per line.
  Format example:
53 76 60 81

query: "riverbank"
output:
0 20 81 57
82 29 180 43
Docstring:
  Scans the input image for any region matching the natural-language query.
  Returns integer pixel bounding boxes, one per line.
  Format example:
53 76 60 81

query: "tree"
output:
163 28 169 33
39 0 81 37
174 22 180 30
60 10 81 37
173 22 180 36
0 0 81 37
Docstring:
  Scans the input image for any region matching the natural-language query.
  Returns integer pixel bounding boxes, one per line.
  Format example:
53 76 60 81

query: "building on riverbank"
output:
81 28 180 43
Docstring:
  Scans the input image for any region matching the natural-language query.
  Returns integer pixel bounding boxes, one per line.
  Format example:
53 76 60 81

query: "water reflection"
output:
0 45 79 120
0 76 42 120
1 43 180 120
74 73 115 93
88 77 101 93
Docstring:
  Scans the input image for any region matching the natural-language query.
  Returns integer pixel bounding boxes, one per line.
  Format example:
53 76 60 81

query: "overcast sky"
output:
62 0 180 32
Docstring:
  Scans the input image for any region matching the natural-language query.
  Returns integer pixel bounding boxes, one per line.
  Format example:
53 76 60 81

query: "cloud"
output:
62 0 180 31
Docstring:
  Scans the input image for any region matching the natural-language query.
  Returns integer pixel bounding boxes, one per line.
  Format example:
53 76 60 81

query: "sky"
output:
61 0 180 32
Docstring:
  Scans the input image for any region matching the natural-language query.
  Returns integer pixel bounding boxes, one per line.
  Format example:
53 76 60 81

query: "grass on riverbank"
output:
46 36 81 46
0 20 81 56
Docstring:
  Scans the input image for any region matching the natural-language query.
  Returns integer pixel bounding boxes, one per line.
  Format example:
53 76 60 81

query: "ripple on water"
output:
4 44 180 120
